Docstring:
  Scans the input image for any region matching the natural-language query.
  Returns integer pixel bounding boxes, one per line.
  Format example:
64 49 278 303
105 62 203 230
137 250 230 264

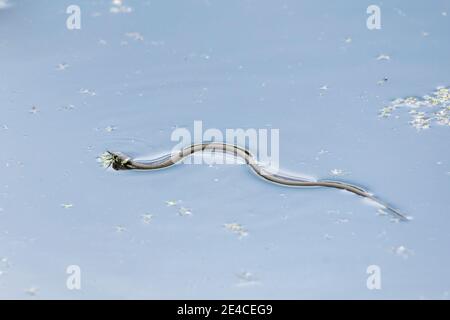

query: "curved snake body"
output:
102 142 408 221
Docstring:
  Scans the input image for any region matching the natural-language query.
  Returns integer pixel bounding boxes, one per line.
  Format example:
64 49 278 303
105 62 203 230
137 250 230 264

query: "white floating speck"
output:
0 257 9 268
377 77 388 85
79 88 96 96
125 32 144 41
235 271 260 287
60 104 75 111
56 63 69 71
376 54 391 61
165 200 178 207
377 209 388 216
392 245 414 259
330 168 347 176
224 223 248 238
105 125 117 133
141 214 153 224
110 0 132 14
61 204 74 209
178 207 192 217
29 106 39 114
114 225 127 233
25 286 39 296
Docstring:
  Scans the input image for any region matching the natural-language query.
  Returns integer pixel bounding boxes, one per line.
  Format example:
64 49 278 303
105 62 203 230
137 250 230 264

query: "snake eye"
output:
112 159 126 170
111 162 120 170
110 155 132 170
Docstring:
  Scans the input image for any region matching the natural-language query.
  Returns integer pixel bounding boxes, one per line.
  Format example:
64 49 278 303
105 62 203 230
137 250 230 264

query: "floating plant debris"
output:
114 225 127 233
29 106 39 114
79 88 96 96
178 207 192 217
235 271 260 287
379 86 450 130
125 32 144 41
59 104 75 111
165 200 178 207
329 168 347 176
319 85 329 96
376 54 391 61
25 286 39 296
377 77 388 85
98 152 115 168
56 63 69 71
1 257 10 268
110 0 132 14
224 223 248 238
104 125 117 133
391 245 414 259
141 214 153 224
324 233 333 240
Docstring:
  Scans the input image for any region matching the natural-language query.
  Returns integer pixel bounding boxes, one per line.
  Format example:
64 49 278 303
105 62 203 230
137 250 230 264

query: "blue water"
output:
0 0 449 299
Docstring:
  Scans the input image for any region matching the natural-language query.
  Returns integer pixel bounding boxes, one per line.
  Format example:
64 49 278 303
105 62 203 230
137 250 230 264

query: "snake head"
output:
99 151 133 170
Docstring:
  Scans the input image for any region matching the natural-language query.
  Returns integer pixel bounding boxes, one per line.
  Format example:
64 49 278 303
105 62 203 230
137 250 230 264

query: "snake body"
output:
102 142 408 221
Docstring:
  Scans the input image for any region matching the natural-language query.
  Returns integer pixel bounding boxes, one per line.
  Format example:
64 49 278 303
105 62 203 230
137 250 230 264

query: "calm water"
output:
0 0 449 299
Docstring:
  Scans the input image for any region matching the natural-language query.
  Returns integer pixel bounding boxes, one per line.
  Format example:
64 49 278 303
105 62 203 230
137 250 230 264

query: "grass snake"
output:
101 142 409 221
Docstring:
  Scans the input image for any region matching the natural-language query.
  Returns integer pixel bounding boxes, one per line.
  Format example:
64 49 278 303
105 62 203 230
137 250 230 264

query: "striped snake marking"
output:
101 142 409 221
